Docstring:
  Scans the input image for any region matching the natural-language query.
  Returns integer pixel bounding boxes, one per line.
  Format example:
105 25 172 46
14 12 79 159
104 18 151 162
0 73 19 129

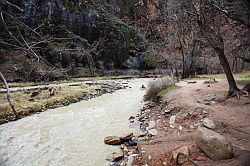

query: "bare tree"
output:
191 0 249 97
0 71 19 119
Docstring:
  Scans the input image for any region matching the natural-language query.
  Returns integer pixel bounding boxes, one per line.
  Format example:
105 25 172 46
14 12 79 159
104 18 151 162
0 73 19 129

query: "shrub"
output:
144 53 159 69
144 76 175 101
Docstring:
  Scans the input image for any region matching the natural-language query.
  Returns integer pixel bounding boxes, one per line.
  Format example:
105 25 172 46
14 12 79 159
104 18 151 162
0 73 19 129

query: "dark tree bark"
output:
197 20 240 96
238 56 250 63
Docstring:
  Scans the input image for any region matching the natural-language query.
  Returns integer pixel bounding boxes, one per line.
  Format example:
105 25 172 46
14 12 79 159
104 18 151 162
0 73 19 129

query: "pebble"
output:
148 121 156 129
127 156 134 166
148 129 158 136
169 115 176 125
203 118 215 129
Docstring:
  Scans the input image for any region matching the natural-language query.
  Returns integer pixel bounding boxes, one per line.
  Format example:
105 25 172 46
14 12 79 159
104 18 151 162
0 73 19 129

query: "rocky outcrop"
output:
194 127 234 160
0 0 153 82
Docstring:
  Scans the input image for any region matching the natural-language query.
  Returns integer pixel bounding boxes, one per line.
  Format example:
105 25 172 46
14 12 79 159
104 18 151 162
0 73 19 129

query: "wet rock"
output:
104 136 121 145
172 146 189 164
124 140 137 147
106 151 124 162
194 127 234 160
120 132 133 141
111 163 120 166
128 116 135 120
203 118 215 129
148 129 158 136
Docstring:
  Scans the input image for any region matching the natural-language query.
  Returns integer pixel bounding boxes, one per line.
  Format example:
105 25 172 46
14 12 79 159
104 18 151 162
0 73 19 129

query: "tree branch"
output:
238 56 250 63
0 71 19 119
212 4 250 28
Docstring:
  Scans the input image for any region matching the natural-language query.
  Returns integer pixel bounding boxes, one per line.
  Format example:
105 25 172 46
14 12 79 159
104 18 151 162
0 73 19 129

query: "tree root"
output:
227 90 248 100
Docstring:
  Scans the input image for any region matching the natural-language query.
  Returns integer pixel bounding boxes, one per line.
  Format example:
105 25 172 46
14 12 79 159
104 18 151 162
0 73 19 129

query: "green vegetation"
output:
186 71 250 85
64 1 87 13
157 85 180 96
144 53 159 68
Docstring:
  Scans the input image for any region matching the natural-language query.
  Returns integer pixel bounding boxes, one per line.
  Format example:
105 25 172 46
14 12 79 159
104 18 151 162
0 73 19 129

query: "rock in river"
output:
194 127 234 160
104 136 121 145
120 132 133 141
106 151 124 162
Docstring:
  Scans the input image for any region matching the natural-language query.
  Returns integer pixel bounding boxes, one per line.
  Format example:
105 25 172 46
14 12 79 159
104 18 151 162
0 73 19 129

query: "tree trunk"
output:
197 20 239 95
0 71 19 119
216 49 240 95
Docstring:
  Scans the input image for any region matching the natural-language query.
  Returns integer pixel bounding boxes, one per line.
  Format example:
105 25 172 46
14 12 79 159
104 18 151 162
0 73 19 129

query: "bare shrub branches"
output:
144 76 175 101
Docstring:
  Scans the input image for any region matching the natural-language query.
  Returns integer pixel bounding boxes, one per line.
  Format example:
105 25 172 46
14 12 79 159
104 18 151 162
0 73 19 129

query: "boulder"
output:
104 136 121 145
203 118 215 129
194 127 234 160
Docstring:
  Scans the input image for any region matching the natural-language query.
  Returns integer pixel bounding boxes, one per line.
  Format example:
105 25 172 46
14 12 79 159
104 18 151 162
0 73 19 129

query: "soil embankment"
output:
133 80 250 166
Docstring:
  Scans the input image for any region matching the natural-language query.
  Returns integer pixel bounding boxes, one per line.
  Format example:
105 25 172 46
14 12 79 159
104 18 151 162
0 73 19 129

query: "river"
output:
0 78 150 166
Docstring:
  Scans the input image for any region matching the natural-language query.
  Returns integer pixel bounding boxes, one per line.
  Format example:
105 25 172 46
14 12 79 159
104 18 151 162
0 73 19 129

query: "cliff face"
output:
0 0 152 81
0 0 249 81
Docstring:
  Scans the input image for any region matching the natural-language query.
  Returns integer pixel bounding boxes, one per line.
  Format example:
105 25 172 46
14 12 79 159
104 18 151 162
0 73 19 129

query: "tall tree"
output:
191 0 249 97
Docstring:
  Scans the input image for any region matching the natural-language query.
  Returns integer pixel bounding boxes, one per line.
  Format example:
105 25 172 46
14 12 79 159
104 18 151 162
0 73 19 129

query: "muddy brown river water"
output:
0 79 150 166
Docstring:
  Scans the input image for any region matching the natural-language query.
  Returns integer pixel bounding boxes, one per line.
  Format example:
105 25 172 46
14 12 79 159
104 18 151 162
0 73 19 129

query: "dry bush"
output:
144 76 175 101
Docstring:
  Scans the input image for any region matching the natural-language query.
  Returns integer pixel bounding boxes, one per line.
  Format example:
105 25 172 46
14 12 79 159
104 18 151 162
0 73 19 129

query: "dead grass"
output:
185 71 250 85
144 76 175 101
0 85 95 121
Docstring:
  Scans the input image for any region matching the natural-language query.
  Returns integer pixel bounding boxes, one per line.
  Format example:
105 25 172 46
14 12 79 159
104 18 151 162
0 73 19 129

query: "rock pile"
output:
104 132 140 165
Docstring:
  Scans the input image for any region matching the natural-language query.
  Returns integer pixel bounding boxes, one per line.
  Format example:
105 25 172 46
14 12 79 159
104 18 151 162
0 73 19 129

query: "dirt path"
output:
0 78 150 166
134 80 250 166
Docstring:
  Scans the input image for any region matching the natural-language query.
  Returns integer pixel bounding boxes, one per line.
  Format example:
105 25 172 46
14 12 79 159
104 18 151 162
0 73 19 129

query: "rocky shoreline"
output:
103 102 158 166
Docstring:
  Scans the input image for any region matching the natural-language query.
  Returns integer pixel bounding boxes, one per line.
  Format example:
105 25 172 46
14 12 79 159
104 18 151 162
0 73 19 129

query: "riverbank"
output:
129 78 250 166
0 80 129 124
